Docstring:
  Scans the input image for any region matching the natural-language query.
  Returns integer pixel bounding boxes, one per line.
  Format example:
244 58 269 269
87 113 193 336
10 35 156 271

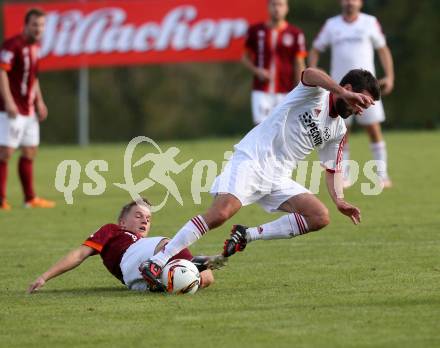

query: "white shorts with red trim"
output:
120 236 167 291
210 151 311 213
251 91 287 125
344 100 385 126
0 112 40 148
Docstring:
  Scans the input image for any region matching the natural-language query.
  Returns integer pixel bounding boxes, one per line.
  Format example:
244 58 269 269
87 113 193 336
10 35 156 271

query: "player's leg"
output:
358 101 391 187
140 193 242 291
0 112 23 210
234 194 328 249
363 122 391 187
223 179 329 256
152 193 242 267
0 146 14 210
20 115 55 208
19 145 37 203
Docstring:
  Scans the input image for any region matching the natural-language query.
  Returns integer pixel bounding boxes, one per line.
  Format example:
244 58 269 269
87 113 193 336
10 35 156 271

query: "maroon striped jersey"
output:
245 22 307 93
83 224 143 283
0 34 40 116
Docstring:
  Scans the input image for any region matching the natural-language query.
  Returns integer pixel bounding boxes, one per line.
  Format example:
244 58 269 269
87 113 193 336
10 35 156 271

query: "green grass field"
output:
0 131 439 348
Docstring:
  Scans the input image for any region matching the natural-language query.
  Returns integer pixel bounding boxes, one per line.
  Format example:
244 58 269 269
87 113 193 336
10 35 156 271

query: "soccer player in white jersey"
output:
308 0 395 188
140 68 380 292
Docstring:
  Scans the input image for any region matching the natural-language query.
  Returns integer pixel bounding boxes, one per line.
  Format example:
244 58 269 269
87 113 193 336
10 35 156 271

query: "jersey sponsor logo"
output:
323 127 331 141
282 33 294 47
299 111 323 147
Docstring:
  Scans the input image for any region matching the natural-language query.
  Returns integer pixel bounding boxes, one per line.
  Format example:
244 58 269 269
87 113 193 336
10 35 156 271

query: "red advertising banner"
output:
3 0 267 71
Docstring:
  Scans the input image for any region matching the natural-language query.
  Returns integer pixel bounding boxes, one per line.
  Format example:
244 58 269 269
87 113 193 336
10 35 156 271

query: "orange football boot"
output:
24 197 56 208
0 201 11 211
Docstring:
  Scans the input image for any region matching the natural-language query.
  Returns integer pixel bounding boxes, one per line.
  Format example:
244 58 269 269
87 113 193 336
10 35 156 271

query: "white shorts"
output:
344 100 385 126
120 237 167 291
210 151 310 213
0 112 40 148
251 91 287 125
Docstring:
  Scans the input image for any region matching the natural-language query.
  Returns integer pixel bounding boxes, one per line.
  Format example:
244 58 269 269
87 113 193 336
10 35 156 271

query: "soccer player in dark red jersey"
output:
242 0 307 125
0 8 55 210
28 199 226 293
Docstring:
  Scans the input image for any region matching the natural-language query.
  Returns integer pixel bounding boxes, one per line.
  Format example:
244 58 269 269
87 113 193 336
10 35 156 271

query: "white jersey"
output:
234 76 347 175
313 13 386 82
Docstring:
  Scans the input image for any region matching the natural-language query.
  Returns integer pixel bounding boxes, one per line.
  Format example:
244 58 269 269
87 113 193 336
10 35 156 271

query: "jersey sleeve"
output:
319 132 347 173
294 31 308 58
313 20 331 52
0 39 16 72
83 224 115 253
370 17 386 49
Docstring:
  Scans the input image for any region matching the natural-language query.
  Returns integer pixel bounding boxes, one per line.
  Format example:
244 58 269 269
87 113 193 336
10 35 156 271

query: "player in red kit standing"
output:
0 8 55 210
242 0 307 125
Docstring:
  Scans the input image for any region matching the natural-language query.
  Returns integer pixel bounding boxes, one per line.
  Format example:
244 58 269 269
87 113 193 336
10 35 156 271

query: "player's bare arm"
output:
307 48 321 68
241 51 270 82
377 46 394 95
0 69 18 118
28 245 94 293
293 56 305 86
302 68 375 113
325 170 361 225
34 80 48 121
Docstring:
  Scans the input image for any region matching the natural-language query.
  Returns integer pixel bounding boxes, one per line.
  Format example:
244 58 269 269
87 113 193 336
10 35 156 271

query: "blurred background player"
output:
0 8 55 210
242 0 307 125
308 0 394 188
28 199 225 293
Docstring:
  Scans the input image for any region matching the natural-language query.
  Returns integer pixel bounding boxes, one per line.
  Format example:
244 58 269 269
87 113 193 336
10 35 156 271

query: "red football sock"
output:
0 160 7 204
18 157 35 202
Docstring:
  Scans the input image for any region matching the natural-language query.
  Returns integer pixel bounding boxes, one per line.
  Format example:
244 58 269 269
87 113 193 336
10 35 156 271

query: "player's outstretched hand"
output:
339 90 374 114
336 200 361 225
28 276 46 294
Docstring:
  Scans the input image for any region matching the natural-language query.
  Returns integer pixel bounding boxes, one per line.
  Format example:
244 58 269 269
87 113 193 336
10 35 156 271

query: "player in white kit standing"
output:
308 0 394 188
140 68 381 291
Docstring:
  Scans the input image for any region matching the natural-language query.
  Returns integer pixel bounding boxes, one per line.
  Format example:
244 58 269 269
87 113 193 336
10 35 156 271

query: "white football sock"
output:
150 215 209 267
370 141 388 179
246 213 309 242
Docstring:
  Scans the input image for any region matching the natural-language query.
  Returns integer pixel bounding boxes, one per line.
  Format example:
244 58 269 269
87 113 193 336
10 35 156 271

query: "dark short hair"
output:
25 8 46 24
118 198 152 222
340 69 381 101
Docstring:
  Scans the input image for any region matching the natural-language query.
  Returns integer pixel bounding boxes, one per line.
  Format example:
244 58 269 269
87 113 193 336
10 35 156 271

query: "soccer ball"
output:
161 259 200 295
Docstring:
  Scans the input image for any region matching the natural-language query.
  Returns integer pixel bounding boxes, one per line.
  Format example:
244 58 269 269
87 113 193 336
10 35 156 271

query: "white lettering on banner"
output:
40 6 248 58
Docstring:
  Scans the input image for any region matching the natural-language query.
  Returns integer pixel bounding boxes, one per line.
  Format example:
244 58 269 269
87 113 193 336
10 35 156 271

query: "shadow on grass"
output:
22 286 157 297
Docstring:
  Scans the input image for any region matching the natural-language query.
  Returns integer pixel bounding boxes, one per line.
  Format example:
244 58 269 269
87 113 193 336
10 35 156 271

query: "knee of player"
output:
310 210 330 231
0 150 12 162
207 210 230 228
200 270 214 289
